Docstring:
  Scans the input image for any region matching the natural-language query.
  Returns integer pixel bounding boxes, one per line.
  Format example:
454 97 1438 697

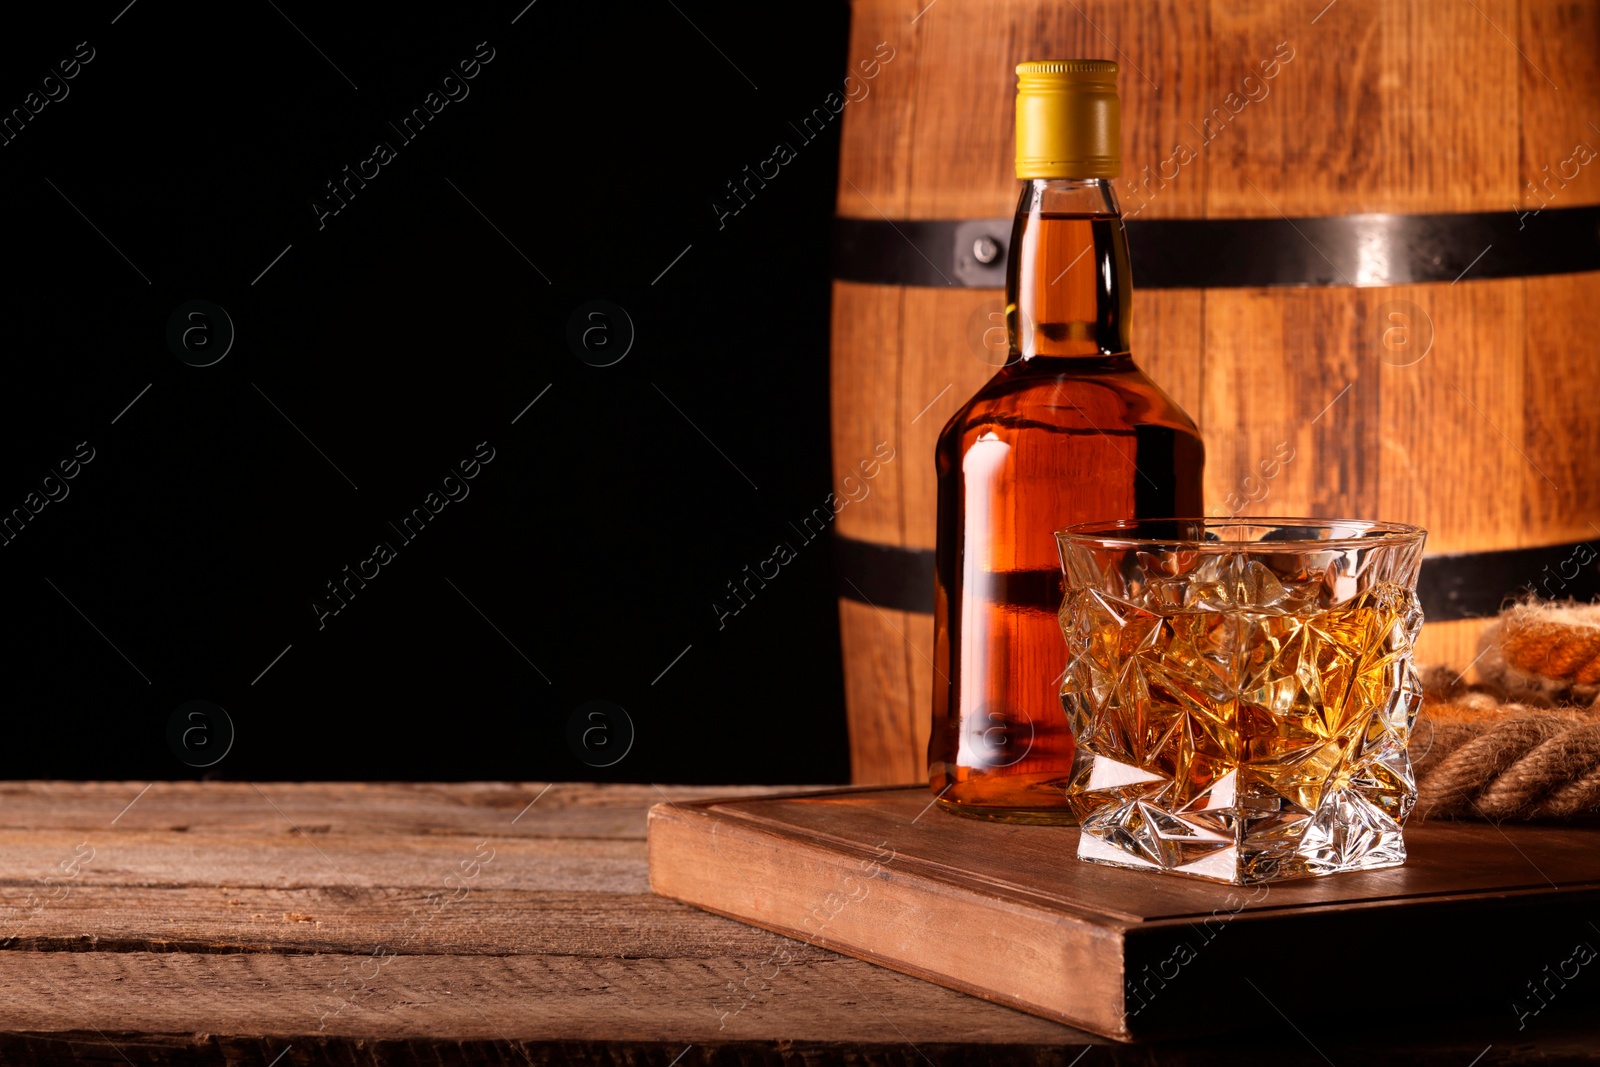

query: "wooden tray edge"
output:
646 795 1139 1041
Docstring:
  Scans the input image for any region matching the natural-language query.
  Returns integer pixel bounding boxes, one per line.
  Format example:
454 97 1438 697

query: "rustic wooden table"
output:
1 781 1595 1065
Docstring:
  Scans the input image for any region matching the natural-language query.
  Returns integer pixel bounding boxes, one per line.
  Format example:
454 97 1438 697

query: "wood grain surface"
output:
4 780 1598 1064
837 0 1600 221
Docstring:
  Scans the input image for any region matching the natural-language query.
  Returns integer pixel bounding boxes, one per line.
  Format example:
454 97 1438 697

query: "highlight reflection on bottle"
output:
928 60 1205 823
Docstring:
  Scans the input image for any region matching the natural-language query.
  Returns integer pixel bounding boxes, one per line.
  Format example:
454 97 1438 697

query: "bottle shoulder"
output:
938 355 1201 443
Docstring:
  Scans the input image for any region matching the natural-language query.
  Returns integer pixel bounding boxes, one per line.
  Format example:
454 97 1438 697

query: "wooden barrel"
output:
829 0 1600 784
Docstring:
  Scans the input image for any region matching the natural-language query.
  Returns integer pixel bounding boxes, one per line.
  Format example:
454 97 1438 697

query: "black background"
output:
0 1 855 783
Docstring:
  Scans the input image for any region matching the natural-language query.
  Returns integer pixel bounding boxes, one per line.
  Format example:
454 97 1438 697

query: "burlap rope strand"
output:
1413 602 1600 820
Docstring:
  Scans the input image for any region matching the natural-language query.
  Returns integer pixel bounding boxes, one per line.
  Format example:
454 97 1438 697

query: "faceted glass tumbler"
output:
1055 518 1427 885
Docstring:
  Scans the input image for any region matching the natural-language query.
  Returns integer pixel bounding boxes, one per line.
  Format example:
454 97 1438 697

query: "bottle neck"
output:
1006 178 1132 361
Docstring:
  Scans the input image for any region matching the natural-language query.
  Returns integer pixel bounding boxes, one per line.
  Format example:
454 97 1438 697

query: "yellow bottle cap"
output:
1015 59 1121 179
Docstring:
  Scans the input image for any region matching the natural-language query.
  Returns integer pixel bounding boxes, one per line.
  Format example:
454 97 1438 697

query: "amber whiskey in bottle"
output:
928 60 1204 822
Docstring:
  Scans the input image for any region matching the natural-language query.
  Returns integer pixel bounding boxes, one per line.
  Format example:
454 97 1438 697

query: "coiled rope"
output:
1413 602 1600 820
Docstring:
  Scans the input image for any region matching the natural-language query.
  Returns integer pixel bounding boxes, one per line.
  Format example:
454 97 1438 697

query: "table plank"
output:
0 782 807 838
1 951 1595 1066
0 830 645 893
1 887 832 957
0 948 1087 1044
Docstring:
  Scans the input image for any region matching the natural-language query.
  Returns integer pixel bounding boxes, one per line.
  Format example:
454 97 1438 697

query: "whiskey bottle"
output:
928 60 1205 822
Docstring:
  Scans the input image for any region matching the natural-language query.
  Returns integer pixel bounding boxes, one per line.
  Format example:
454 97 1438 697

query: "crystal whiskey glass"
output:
1055 518 1427 884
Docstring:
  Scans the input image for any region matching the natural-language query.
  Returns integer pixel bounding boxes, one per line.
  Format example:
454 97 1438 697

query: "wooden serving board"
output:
648 786 1600 1042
